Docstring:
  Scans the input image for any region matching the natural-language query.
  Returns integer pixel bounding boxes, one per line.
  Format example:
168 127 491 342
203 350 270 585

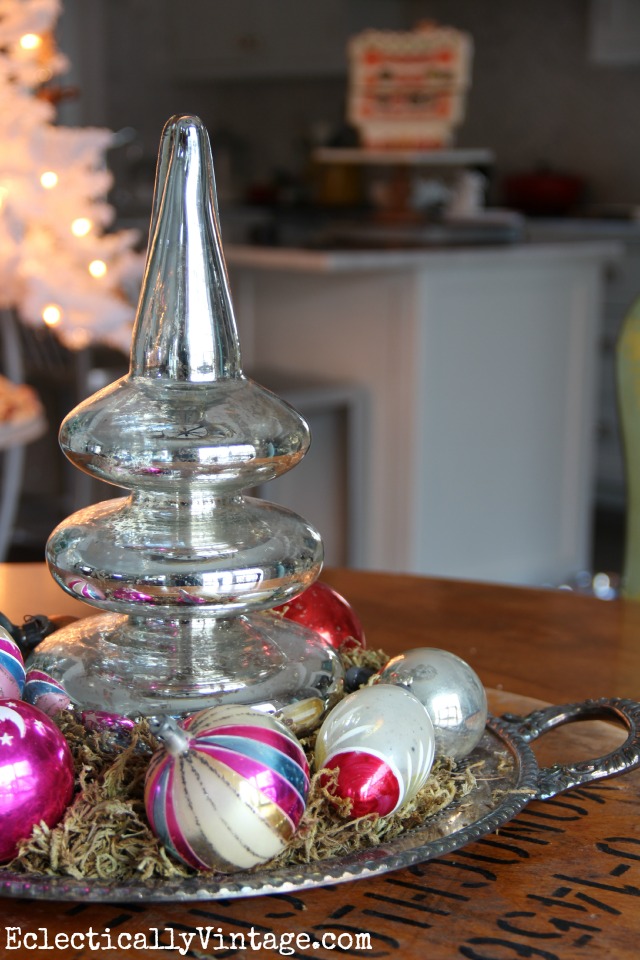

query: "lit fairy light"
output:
71 217 92 237
42 304 62 327
19 33 42 51
66 328 90 349
40 171 58 189
88 259 107 278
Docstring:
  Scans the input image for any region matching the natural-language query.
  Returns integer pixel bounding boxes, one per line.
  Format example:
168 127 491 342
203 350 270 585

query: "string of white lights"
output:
0 0 143 351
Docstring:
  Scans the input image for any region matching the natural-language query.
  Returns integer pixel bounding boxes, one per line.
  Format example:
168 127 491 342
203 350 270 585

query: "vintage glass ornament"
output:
80 710 136 750
145 704 309 872
315 684 435 818
0 699 75 862
376 648 488 760
81 710 136 734
27 115 342 730
0 627 25 699
23 668 71 717
273 581 366 651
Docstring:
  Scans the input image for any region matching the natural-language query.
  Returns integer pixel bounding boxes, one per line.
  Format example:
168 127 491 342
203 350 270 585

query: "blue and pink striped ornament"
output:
144 704 309 872
23 668 71 716
0 628 25 700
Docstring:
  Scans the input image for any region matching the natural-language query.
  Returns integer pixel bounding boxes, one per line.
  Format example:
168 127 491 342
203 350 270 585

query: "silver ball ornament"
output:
376 647 487 760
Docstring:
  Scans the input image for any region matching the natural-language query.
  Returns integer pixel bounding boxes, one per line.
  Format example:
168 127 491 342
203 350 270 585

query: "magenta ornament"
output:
81 710 135 734
0 628 25 699
80 710 136 749
145 704 309 872
0 699 75 862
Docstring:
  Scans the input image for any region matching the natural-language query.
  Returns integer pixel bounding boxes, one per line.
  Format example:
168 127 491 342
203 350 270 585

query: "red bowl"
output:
503 171 586 216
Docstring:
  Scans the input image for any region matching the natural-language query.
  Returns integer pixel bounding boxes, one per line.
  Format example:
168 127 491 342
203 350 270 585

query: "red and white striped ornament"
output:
315 684 436 818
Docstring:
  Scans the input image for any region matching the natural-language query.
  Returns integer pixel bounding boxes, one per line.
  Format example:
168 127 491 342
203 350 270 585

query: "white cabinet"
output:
229 241 616 586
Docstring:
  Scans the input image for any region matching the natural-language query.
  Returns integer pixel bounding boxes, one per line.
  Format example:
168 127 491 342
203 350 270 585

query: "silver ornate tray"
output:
1 697 639 902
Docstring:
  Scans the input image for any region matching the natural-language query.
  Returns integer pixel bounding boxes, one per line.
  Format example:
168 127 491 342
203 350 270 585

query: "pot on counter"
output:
503 168 586 217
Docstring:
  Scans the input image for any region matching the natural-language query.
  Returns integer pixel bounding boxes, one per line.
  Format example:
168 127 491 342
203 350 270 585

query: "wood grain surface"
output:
0 565 638 959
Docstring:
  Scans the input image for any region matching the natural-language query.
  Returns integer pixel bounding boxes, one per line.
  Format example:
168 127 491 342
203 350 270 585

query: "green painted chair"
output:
616 296 640 598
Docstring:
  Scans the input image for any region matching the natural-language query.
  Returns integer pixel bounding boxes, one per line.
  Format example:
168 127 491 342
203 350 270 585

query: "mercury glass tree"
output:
28 116 343 732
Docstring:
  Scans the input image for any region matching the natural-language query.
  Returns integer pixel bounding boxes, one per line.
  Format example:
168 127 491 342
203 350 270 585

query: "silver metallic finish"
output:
1 697 638 901
376 647 488 760
500 696 640 799
34 115 342 725
132 112 238 382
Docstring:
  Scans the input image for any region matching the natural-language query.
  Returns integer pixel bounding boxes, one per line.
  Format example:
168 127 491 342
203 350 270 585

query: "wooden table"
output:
0 564 639 959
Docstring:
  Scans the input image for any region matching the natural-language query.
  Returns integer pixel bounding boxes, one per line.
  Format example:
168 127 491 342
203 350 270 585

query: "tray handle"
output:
500 697 640 800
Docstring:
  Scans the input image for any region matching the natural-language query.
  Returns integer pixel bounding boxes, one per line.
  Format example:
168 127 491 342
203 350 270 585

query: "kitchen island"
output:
228 240 619 585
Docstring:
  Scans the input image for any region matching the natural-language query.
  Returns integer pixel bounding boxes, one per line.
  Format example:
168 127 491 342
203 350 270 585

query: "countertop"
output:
526 217 640 242
226 238 622 274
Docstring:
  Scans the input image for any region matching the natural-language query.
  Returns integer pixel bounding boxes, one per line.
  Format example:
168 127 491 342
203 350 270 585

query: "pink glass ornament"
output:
0 628 25 699
0 699 75 862
23 668 72 716
81 710 136 734
274 581 366 651
80 710 136 750
110 586 156 604
145 704 309 872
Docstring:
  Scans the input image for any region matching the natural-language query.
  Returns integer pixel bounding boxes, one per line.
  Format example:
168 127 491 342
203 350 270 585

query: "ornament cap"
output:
130 114 241 382
151 716 192 756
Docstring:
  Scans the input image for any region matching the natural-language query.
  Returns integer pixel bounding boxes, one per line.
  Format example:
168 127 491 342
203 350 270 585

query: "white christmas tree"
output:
0 0 141 351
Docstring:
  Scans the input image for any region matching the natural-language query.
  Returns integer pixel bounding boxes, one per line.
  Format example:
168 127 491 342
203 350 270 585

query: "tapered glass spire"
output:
131 115 240 382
